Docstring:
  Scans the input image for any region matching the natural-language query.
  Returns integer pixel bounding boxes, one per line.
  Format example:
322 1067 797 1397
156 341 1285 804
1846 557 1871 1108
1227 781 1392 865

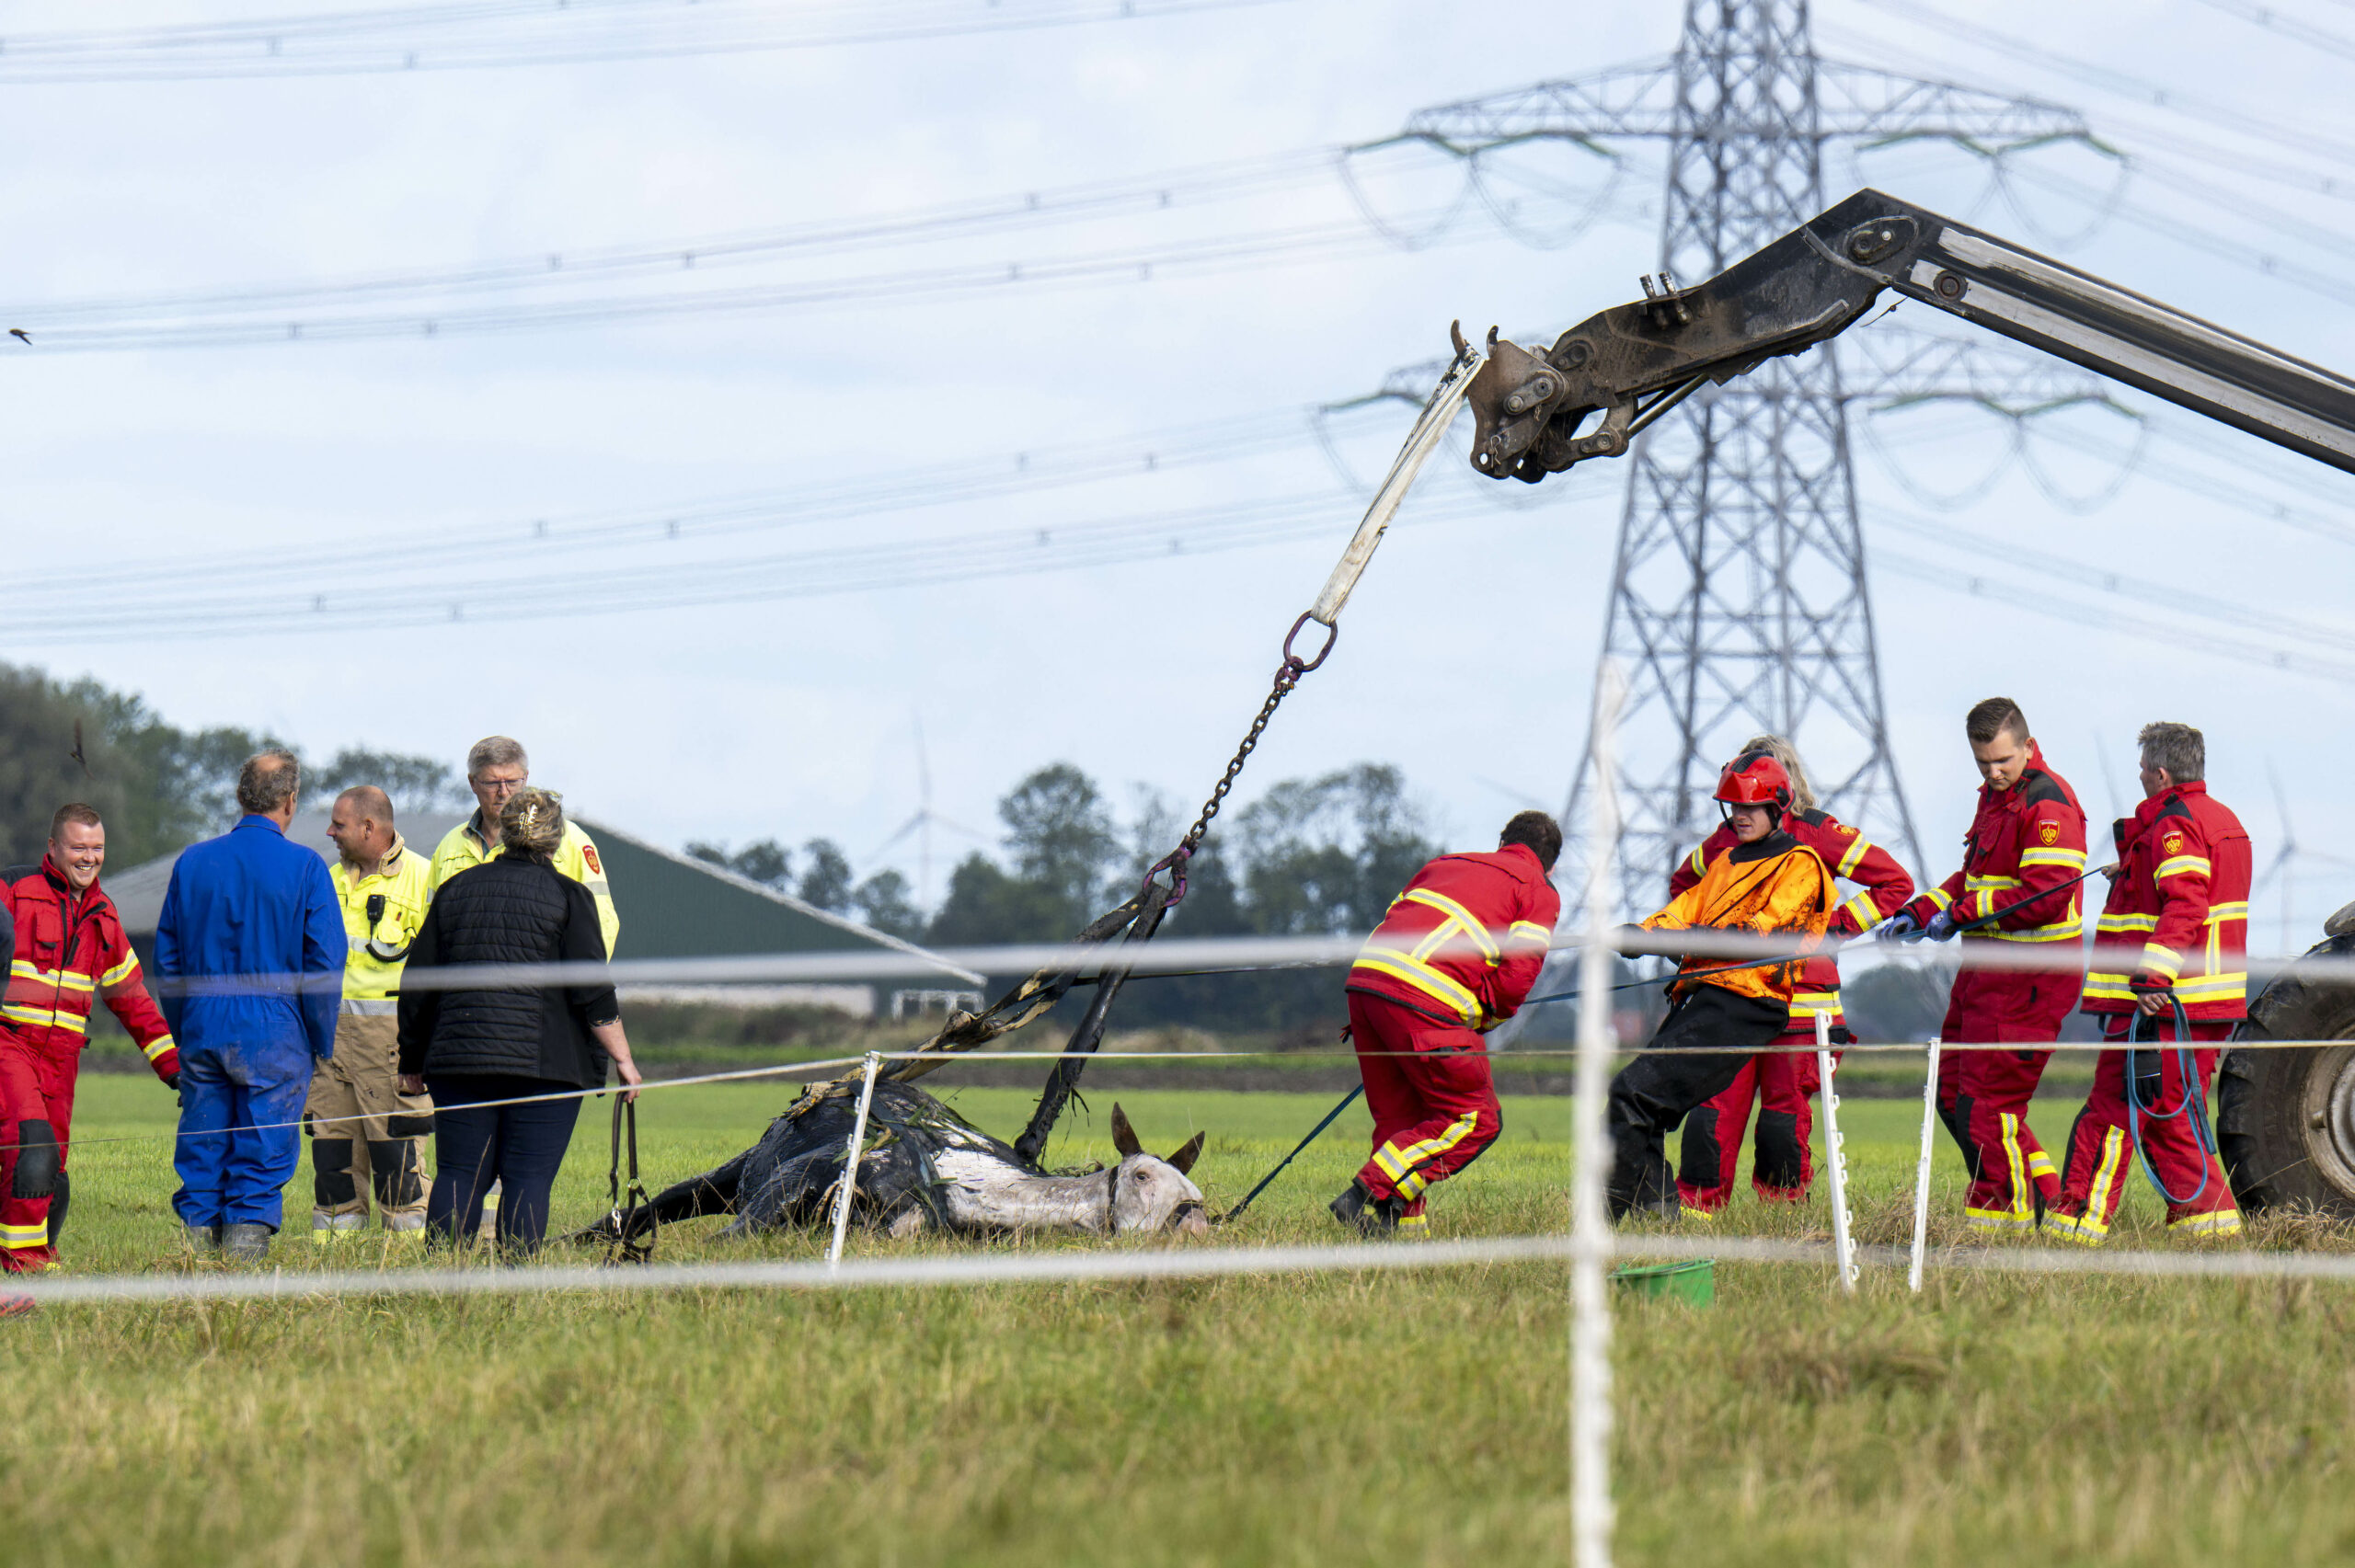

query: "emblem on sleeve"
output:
581 845 603 875
2038 822 2060 846
2161 832 2184 856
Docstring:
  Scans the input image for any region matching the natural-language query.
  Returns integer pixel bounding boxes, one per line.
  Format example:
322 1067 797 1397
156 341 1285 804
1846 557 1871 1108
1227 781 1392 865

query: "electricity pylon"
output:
1405 1 2092 911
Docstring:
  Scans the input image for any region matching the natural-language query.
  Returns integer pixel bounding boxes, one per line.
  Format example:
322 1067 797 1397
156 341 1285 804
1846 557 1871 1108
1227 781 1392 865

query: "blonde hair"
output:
1734 734 1816 815
500 786 566 863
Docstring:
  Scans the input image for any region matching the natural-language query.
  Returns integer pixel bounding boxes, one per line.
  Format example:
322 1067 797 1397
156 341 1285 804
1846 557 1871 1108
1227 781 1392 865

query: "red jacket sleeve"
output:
1488 875 1563 1023
2141 814 2214 985
1993 796 2088 933
1825 835 1916 938
97 921 179 1082
1667 827 1732 902
1902 867 1964 927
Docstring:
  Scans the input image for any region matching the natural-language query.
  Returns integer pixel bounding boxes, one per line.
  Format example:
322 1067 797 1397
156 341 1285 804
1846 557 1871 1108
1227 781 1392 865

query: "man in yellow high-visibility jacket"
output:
427 736 621 958
312 785 436 1234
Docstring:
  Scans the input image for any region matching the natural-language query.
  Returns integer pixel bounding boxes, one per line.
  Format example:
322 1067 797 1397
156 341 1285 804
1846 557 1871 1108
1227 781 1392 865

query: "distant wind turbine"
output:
867 713 984 912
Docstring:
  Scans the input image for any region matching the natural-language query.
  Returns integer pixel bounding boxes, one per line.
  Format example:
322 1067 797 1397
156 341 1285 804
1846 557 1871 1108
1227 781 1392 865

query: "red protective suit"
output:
1667 808 1914 1211
1347 842 1560 1231
2050 781 2250 1242
1 859 180 1269
1899 745 2088 1230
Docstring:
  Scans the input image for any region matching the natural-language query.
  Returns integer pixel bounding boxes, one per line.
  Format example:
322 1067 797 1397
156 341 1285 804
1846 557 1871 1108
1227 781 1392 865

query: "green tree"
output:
998 763 1120 928
686 840 793 889
796 839 855 913
852 869 925 941
308 747 469 814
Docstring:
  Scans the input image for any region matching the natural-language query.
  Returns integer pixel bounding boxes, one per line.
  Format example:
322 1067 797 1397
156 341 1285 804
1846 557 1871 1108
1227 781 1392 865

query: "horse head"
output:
1106 1103 1210 1236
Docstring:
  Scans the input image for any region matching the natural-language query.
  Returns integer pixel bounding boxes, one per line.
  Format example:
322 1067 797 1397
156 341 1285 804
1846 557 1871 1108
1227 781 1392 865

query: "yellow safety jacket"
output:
332 833 435 1012
428 811 622 958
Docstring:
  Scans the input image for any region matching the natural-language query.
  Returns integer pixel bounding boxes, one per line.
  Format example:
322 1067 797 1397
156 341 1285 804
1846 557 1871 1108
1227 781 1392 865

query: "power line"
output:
2187 0 2355 63
0 0 1295 83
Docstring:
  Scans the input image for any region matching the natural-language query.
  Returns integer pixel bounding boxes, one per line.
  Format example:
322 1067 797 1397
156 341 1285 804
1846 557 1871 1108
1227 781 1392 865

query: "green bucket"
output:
1609 1258 1715 1307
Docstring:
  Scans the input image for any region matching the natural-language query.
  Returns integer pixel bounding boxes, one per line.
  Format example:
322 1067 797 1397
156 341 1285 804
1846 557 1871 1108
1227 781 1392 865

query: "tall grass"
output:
7 1076 2351 1565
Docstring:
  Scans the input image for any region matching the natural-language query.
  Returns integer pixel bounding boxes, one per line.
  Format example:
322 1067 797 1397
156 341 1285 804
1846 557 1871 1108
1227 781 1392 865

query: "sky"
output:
5 0 2354 953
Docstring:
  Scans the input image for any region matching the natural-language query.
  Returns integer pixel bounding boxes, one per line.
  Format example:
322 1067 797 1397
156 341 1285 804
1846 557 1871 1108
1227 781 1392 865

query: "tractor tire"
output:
2218 933 2355 1219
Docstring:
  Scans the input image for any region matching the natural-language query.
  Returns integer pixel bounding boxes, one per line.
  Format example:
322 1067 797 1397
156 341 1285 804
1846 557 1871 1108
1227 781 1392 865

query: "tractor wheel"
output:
2218 933 2355 1219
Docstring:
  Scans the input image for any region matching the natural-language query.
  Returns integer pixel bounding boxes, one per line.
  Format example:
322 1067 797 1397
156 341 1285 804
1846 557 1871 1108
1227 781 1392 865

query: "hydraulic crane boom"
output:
1461 187 2355 483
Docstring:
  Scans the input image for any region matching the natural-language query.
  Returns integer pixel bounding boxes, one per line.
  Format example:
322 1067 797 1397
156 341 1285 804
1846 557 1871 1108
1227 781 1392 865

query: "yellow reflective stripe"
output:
2097 913 2160 933
2086 1126 2126 1238
2203 902 2249 923
1350 954 1480 1024
2167 1208 2241 1235
1375 1112 1483 1202
0 1223 49 1249
2027 1149 2057 1180
52 972 94 993
2172 973 2246 998
2082 978 2137 1001
2016 847 2086 869
8 961 43 981
2155 855 2212 880
1838 891 1879 931
47 1012 86 1036
1400 889 1500 963
2047 1211 2104 1246
1925 887 1953 911
1506 921 1553 950
98 955 140 988
1787 990 1842 1018
1686 846 1707 877
141 1034 178 1061
0 1005 52 1028
1980 921 2083 943
1836 835 1872 877
2141 944 2183 979
1999 1113 2031 1223
1964 876 2024 892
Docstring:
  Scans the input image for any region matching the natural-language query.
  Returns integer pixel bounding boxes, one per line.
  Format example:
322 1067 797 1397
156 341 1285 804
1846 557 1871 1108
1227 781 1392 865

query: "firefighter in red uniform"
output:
1609 753 1835 1220
0 804 182 1269
1879 697 2088 1230
1668 737 1914 1212
1333 810 1562 1236
2050 722 2247 1242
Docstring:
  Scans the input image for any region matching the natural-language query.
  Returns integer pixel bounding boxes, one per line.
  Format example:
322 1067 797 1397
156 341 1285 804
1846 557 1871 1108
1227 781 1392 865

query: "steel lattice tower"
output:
1406 2 2092 912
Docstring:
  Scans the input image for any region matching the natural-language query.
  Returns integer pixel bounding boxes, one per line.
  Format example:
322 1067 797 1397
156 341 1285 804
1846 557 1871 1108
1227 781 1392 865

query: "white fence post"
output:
1909 1036 1942 1293
1816 1012 1857 1295
1570 661 1626 1568
827 1051 884 1271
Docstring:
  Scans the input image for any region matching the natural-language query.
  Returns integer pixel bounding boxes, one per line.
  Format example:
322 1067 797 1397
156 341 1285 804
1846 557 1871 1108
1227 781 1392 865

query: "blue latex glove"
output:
1926 909 1959 942
1873 911 1923 944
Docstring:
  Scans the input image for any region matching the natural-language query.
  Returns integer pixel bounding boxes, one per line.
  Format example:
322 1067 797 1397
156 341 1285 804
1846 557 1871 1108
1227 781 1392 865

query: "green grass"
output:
11 1071 2355 1566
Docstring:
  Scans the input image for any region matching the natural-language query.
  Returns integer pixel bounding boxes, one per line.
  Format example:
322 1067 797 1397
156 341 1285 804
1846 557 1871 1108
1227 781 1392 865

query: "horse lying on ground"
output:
606 1079 1209 1244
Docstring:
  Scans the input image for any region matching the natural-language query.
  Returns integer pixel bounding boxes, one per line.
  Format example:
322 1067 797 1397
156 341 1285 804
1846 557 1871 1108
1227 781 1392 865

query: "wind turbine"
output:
2252 762 2355 954
868 714 984 912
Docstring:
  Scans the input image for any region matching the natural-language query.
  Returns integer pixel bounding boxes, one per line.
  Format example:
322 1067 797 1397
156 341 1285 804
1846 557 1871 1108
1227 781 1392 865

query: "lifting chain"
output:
1145 611 1337 905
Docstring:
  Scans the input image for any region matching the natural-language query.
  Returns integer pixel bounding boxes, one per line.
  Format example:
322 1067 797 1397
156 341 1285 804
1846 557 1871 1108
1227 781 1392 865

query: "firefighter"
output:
429 736 619 957
1878 696 2088 1231
1332 810 1563 1236
2049 722 2248 1242
0 804 182 1270
308 785 436 1237
1668 738 1914 1213
1608 753 1835 1221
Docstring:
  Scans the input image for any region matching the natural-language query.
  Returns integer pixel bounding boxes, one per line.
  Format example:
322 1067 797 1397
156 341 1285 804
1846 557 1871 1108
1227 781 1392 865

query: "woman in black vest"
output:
396 787 641 1253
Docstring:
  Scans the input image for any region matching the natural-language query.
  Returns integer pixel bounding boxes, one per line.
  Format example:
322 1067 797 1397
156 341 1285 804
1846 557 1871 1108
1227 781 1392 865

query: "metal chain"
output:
1146 613 1338 907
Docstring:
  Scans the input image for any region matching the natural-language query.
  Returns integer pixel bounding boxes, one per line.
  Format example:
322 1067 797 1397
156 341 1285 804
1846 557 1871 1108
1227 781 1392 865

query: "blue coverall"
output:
155 816 346 1231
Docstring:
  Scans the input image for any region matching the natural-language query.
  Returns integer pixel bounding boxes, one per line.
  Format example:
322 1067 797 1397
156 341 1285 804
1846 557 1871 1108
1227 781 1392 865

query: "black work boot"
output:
1330 1179 1398 1236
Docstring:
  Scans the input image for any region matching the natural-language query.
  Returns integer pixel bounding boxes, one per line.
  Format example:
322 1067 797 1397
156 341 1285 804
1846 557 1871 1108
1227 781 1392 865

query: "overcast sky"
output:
5 0 2353 952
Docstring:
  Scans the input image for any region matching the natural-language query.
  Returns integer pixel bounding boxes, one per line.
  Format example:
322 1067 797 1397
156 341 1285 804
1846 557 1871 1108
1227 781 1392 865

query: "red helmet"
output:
1715 751 1792 810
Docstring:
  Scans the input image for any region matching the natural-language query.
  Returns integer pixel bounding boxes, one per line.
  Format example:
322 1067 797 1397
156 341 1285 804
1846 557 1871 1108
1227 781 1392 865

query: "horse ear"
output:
1109 1104 1143 1159
1166 1132 1204 1175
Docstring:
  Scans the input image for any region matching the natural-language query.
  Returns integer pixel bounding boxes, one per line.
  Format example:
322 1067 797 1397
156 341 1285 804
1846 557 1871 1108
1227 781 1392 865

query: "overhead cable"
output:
0 0 1295 83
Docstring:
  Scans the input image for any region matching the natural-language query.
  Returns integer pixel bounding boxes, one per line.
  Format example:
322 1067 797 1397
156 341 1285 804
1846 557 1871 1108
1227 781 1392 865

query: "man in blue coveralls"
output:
155 750 346 1262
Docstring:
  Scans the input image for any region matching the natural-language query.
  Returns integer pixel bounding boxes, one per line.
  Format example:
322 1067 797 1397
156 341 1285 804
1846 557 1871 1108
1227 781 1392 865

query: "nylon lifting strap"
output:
602 1095 654 1265
840 343 1484 1169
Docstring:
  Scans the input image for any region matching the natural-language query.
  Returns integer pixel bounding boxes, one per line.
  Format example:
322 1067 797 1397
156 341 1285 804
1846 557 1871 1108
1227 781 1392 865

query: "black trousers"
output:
424 1073 585 1253
1606 986 1787 1220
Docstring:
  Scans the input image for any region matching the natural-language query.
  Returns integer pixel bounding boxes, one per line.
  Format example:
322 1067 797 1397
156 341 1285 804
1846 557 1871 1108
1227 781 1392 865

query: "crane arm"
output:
1463 187 2355 482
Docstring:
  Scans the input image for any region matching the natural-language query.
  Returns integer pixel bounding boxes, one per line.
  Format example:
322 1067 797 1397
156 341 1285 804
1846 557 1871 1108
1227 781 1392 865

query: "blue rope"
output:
2120 995 2218 1207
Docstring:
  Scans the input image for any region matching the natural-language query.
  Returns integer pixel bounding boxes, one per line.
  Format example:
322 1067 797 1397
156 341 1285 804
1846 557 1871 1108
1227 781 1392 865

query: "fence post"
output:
1570 661 1626 1568
1909 1036 1942 1293
827 1051 884 1271
1816 1012 1857 1294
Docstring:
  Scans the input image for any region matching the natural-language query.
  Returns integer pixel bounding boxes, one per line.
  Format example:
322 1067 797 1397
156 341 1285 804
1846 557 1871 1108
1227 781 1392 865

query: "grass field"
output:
10 1067 2355 1566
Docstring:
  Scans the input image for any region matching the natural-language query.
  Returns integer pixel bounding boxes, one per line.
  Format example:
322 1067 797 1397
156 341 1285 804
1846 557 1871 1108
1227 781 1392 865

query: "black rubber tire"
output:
2218 933 2355 1219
